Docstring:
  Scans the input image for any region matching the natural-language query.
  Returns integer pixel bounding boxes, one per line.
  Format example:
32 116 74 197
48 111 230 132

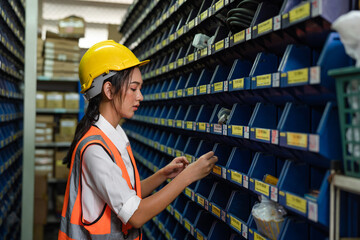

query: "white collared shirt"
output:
81 114 141 224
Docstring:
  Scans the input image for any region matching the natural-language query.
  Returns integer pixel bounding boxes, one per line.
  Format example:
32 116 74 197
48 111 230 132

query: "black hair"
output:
63 68 135 167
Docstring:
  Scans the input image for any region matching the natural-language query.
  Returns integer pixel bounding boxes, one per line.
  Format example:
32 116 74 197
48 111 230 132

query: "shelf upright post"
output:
22 0 38 239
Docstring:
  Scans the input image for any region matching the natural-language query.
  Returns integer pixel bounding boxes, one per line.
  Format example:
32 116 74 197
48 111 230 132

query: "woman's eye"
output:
131 88 137 92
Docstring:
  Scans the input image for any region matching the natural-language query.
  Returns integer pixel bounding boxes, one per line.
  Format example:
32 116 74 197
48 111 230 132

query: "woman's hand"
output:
183 151 218 183
160 156 189 179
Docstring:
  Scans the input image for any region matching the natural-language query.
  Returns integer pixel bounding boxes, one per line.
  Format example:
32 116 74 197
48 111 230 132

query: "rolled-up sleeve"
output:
82 144 141 224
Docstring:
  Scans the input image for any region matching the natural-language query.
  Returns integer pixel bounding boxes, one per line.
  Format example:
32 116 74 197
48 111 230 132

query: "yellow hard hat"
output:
79 40 149 94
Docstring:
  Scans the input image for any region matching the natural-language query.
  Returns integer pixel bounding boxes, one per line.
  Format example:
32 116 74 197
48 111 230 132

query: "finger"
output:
208 156 218 164
201 151 214 160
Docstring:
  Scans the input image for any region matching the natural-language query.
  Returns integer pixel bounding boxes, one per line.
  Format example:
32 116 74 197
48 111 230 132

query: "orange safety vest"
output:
58 126 142 240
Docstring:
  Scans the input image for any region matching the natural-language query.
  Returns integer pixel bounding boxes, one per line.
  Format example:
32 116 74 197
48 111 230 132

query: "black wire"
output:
226 0 261 33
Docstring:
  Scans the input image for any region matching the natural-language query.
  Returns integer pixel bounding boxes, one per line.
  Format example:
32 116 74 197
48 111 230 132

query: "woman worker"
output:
58 40 218 240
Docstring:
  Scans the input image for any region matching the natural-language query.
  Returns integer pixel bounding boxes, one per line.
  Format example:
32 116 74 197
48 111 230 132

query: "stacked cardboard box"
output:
43 36 80 79
58 15 85 39
54 150 68 179
37 38 44 75
35 149 54 178
55 117 77 142
35 115 55 143
36 91 80 109
34 172 48 240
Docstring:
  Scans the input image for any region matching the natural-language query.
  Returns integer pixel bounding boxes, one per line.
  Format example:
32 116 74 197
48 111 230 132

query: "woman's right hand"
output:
185 151 218 182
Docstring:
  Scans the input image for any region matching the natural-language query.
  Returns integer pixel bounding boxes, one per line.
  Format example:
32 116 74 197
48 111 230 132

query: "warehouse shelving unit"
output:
0 0 25 239
120 0 360 239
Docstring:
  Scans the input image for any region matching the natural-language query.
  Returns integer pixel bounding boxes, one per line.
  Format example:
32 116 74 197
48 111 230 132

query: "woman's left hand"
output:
161 156 189 179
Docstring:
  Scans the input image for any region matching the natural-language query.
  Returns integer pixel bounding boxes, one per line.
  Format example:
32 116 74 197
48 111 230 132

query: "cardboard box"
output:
34 172 48 198
46 92 64 108
59 118 77 136
58 15 85 38
33 224 44 240
56 195 65 214
44 71 79 79
55 151 68 179
55 134 74 142
44 48 81 62
45 37 80 52
34 196 48 224
36 115 55 123
44 59 79 73
108 24 123 42
36 91 46 108
64 93 79 109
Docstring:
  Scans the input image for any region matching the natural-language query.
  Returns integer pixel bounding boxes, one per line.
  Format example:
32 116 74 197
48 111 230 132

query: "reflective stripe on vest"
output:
59 126 142 240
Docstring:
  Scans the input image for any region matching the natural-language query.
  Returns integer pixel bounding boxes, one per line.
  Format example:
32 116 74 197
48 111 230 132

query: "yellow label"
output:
188 53 194 62
185 154 193 163
176 120 182 127
166 205 171 212
289 2 310 23
162 40 167 47
255 180 270 196
256 74 272 87
197 196 205 206
162 66 166 72
179 0 184 5
175 211 181 220
212 205 221 217
215 40 224 51
177 58 183 66
287 132 308 148
254 232 266 240
177 89 183 97
230 216 242 232
213 165 222 175
258 18 273 34
154 118 159 124
279 191 285 196
168 119 173 126
168 91 174 98
255 128 270 141
169 62 174 69
234 31 245 43
185 188 192 198
199 85 207 94
281 72 287 77
197 232 204 240
170 5 175 14
232 125 243 136
184 220 191 231
214 82 223 91
177 26 184 36
161 92 166 99
288 68 309 84
199 122 206 131
231 171 242 184
280 132 286 137
215 0 224 11
161 119 165 125
233 78 244 89
286 192 307 213
187 87 194 95
176 150 182 157
201 47 207 56
166 231 171 239
200 10 208 21
160 145 165 152
167 147 172 155
188 19 195 29
186 121 193 129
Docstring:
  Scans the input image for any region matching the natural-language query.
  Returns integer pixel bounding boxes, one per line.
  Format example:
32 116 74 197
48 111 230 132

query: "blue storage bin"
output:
196 68 214 102
174 105 188 129
194 140 214 160
165 133 178 157
183 181 197 201
182 201 202 235
174 75 188 99
209 64 232 104
164 214 177 239
183 137 201 163
165 105 179 128
193 211 215 240
172 222 188 240
208 181 232 222
184 72 200 98
211 143 232 179
194 176 216 210
227 103 253 140
195 105 213 133
173 134 188 157
159 106 170 126
172 194 188 223
166 78 179 100
206 220 233 240
227 59 253 104
226 147 252 188
183 105 201 131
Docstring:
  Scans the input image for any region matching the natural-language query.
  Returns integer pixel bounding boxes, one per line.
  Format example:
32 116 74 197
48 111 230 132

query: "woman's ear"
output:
102 81 113 100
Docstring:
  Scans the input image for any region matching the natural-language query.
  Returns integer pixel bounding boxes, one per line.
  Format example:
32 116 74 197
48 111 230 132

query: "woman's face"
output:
117 67 143 119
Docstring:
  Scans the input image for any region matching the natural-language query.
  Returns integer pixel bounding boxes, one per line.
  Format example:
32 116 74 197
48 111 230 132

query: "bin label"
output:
165 231 171 239
169 62 174 70
230 216 242 232
187 87 194 95
199 85 207 94
197 196 205 207
200 10 208 21
215 0 224 11
177 26 184 36
184 219 191 231
214 82 223 92
185 188 192 198
287 132 308 148
288 68 309 84
213 165 222 175
215 40 224 51
254 232 266 240
234 30 245 43
286 192 307 214
188 19 195 29
308 201 318 222
166 205 171 212
289 2 310 23
168 119 173 126
185 154 193 163
199 122 206 131
188 53 195 62
176 120 182 128
186 121 193 129
255 128 270 141
213 124 222 134
175 150 182 157
168 91 174 98
161 119 165 125
255 180 269 196
177 89 183 97
233 78 244 89
256 74 271 87
258 18 273 34
197 232 204 240
211 205 221 218
174 211 181 221
231 171 242 185
167 147 173 155
201 47 208 57
177 58 184 66
232 125 243 136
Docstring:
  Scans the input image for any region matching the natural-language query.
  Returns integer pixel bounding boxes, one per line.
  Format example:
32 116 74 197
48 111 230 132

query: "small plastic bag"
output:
252 196 286 240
